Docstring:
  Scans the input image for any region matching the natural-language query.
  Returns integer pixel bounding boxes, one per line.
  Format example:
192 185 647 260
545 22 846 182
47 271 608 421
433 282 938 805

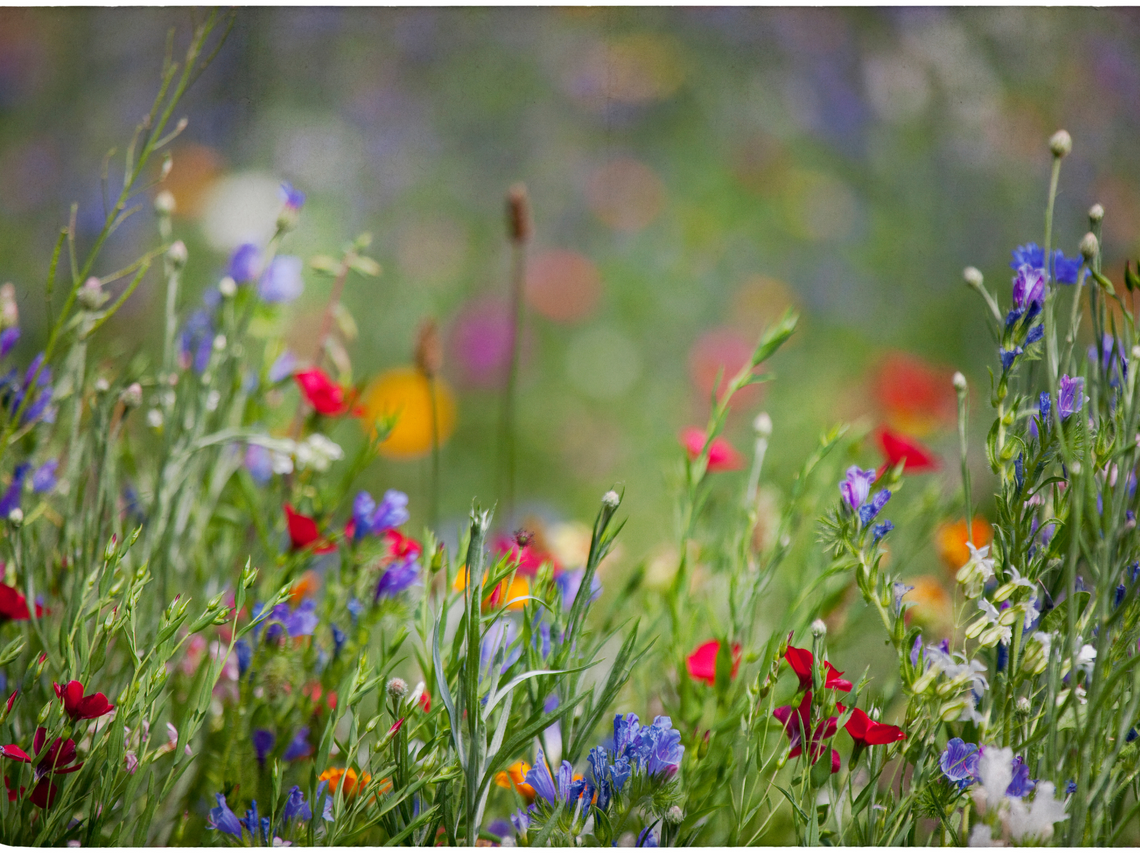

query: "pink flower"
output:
681 428 744 472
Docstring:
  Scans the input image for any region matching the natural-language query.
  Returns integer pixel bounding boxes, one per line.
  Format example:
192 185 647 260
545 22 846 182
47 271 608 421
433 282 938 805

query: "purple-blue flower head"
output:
282 785 312 823
510 809 531 835
236 638 252 676
353 490 410 540
839 466 876 511
285 601 319 637
207 793 244 837
0 327 19 359
872 521 894 543
331 624 347 657
31 460 57 494
637 825 659 847
613 713 642 758
283 727 312 762
858 489 891 526
258 256 304 304
1011 264 1047 312
239 800 262 843
280 182 306 212
0 463 30 517
893 582 913 614
1025 324 1044 345
252 729 275 767
523 748 570 805
375 556 420 601
626 715 684 777
1011 243 1081 285
1000 346 1023 372
228 243 262 283
1058 374 1086 420
939 737 979 787
1007 755 1036 797
555 568 602 611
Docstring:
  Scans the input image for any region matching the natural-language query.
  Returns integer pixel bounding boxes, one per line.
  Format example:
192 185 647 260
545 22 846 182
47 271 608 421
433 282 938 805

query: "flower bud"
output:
601 490 621 511
506 183 532 244
167 241 188 269
414 319 443 379
810 618 827 639
77 277 108 311
104 534 119 562
1049 130 1072 158
218 276 237 299
1089 203 1104 224
1015 696 1030 715
430 543 445 575
938 697 969 722
121 382 143 409
146 409 164 429
1080 232 1099 262
94 377 111 393
666 806 684 824
963 267 984 289
753 412 772 438
952 372 967 393
7 508 22 526
154 190 176 216
387 678 408 699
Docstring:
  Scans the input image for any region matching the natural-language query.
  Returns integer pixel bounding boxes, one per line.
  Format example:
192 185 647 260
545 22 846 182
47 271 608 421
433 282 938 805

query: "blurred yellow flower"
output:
936 517 992 572
359 366 456 459
494 761 535 799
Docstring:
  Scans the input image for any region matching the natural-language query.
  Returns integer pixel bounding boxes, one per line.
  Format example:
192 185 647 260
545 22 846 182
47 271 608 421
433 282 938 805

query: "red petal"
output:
0 583 31 621
5 690 16 713
878 428 939 473
0 744 30 763
680 428 745 472
295 368 347 416
686 640 741 685
285 504 321 550
30 778 56 810
784 646 814 689
76 693 113 720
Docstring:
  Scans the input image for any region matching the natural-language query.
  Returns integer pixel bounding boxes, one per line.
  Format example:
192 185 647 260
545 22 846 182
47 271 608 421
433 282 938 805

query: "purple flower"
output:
1065 780 1077 795
207 793 244 837
1039 391 1051 425
522 748 564 805
375 556 420 600
1116 584 1127 609
228 243 262 283
258 256 304 304
0 327 19 359
1011 243 1082 285
1007 755 1036 797
0 463 30 517
240 800 265 844
910 634 923 668
236 638 252 676
1058 374 1085 420
352 490 410 540
858 489 891 526
280 182 306 212
1012 264 1047 312
839 466 876 511
244 445 274 485
487 818 514 841
31 460 57 493
613 713 642 758
282 785 312 823
285 601 319 637
480 619 521 675
940 737 979 787
283 727 312 762
637 825 659 847
268 350 297 384
252 729 275 767
872 521 894 543
1025 324 1044 344
893 582 913 614
554 568 602 611
510 809 531 835
628 715 684 777
1000 346 1023 371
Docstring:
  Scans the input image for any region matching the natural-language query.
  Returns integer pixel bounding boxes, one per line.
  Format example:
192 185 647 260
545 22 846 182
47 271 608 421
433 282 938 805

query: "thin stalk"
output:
499 239 527 522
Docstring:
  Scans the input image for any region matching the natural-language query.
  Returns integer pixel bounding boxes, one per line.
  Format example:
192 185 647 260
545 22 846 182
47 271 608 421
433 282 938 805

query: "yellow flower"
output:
452 567 530 611
494 761 535 799
358 366 456 459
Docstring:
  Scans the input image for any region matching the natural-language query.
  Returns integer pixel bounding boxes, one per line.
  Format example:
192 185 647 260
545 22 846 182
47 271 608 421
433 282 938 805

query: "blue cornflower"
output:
839 466 876 511
1011 264 1047 312
523 748 585 807
1058 375 1086 420
374 556 420 601
281 785 312 823
940 737 979 788
207 793 244 837
0 463 30 518
1007 755 1036 797
283 727 312 762
252 729 275 767
0 327 19 358
858 489 891 526
268 350 297 384
229 243 262 283
554 568 602 611
258 256 304 304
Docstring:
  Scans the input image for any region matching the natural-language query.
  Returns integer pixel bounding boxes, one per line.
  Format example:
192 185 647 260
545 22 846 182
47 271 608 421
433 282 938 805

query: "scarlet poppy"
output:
878 428 939 473
0 582 43 622
784 645 853 693
284 505 338 554
773 693 840 773
686 639 742 685
836 704 906 748
681 428 745 472
53 680 114 721
295 368 359 417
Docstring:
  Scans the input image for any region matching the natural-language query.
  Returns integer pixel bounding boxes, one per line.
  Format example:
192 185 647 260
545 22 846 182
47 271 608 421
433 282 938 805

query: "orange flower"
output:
358 367 456 459
494 761 536 799
903 575 952 631
290 569 322 606
319 767 378 798
936 518 993 571
452 567 530 611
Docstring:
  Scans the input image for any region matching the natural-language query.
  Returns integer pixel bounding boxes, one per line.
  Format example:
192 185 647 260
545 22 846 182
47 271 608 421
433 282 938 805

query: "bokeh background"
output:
2 6 1140 569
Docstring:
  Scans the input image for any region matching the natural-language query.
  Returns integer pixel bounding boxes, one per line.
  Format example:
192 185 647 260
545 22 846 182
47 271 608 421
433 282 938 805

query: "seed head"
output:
952 371 967 393
414 318 443 378
1079 232 1099 261
1049 130 1072 158
387 678 408 699
810 618 827 639
506 183 532 244
962 267 984 289
167 240 188 269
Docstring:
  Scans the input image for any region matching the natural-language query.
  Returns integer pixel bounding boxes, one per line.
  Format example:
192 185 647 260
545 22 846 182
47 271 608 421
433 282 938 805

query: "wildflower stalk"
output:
499 183 531 523
954 373 972 543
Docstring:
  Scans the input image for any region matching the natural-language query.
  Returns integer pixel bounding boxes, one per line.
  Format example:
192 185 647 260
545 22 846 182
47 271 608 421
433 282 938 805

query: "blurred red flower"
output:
878 427 939 473
295 368 360 417
0 582 43 622
681 428 745 472
773 692 840 773
284 505 338 554
686 639 741 685
873 352 955 436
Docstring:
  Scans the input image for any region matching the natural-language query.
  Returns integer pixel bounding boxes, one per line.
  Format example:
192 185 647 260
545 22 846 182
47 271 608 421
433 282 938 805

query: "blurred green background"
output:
2 6 1139 565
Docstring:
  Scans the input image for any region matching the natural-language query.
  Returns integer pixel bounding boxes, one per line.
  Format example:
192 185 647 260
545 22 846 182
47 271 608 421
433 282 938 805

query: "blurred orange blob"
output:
290 569 322 606
586 158 665 233
452 567 530 611
156 144 223 218
319 767 374 798
903 576 952 630
936 518 993 571
494 761 536 799
873 353 956 437
525 249 602 324
359 367 456 459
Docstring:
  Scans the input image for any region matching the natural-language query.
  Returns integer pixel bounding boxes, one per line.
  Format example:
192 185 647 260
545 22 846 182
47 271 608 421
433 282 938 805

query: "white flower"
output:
974 746 1014 812
957 543 995 598
294 433 344 472
1007 782 1068 843
1075 643 1097 677
968 822 1002 847
967 599 1013 647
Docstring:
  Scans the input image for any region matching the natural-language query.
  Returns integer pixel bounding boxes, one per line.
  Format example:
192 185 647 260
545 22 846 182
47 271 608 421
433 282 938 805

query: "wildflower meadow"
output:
2 9 1140 848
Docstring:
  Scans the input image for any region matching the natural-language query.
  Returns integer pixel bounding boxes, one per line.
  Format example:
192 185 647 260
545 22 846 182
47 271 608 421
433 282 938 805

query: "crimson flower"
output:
0 582 43 622
878 428 938 474
284 505 338 554
686 639 741 685
2 727 82 808
295 368 358 416
784 645 853 693
836 704 906 748
773 692 840 773
681 428 745 472
385 529 423 562
53 681 114 721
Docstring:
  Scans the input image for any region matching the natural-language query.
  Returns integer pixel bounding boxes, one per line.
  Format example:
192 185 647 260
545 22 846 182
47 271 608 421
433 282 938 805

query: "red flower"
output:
284 505 338 554
681 428 745 472
385 529 423 562
2 727 82 809
773 693 840 773
53 681 114 721
686 639 742 685
491 534 557 578
878 427 939 474
873 353 956 435
418 689 431 713
784 645 853 693
0 582 43 622
294 368 361 417
836 704 906 748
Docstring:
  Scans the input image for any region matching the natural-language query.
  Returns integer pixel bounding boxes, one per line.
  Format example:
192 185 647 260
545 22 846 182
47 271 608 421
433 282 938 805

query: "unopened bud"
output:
1049 130 1072 158
77 277 107 310
666 806 684 824
1089 203 1104 224
430 544 445 575
697 730 710 760
601 490 621 510
154 190 176 216
1015 696 1031 715
167 241 188 269
7 508 22 526
753 412 772 438
1070 461 1082 476
414 319 443 378
506 183 532 244
387 678 408 699
1080 232 1099 262
963 267 984 289
121 383 143 409
952 372 967 393
218 276 237 299
810 618 827 639
94 377 111 393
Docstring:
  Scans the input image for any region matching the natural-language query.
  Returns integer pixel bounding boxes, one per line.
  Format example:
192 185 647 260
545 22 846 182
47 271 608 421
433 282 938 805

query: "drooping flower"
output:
207 792 244 837
685 639 741 685
258 256 304 304
2 727 83 808
1058 374 1086 420
53 681 114 721
878 428 938 473
283 504 338 554
0 581 44 622
784 645 853 692
839 466 876 511
252 729 275 767
681 427 744 472
956 542 995 599
295 368 354 417
836 705 905 748
773 693 840 773
374 556 420 601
